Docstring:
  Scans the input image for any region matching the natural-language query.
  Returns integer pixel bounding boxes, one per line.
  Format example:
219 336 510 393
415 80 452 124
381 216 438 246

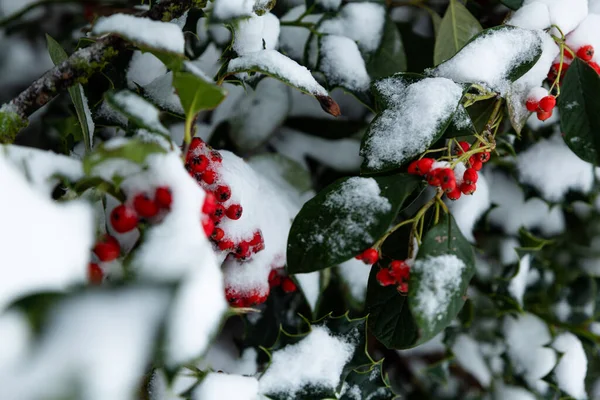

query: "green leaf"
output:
0 107 27 144
105 90 169 136
444 105 476 138
360 73 464 174
558 58 600 164
433 0 482 66
366 15 407 80
287 174 421 274
172 71 227 119
409 214 475 341
83 138 166 175
46 34 93 152
339 362 397 400
247 153 312 195
500 0 524 10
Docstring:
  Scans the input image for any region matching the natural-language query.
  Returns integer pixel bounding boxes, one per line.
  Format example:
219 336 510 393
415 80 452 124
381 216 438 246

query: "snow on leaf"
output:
93 14 185 54
193 373 259 400
211 0 276 22
552 333 588 400
318 35 371 96
106 90 170 136
232 12 280 56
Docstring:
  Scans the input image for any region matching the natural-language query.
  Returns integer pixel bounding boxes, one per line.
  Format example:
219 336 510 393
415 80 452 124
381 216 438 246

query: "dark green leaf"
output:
444 105 476 138
558 58 600 164
287 174 421 274
409 214 475 341
46 34 93 152
366 15 407 80
172 71 227 118
105 90 170 135
340 362 397 400
434 0 482 66
83 138 166 175
500 0 524 10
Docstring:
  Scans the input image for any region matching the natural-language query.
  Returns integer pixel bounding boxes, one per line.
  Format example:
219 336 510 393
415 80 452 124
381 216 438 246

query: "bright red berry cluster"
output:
88 234 122 285
526 93 556 121
376 259 411 294
109 186 173 234
408 141 485 201
355 248 379 264
185 137 266 264
224 269 297 307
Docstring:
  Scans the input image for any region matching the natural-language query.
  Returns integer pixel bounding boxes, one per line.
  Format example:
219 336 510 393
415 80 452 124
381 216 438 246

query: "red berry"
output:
463 168 478 185
202 215 215 237
397 282 409 294
235 241 251 259
189 137 204 151
282 277 297 293
442 178 456 193
361 248 379 265
88 263 103 285
226 204 243 220
212 204 226 222
253 241 265 253
447 187 462 201
202 170 216 185
537 109 553 121
469 157 483 171
437 168 455 185
250 231 263 246
565 49 574 60
218 240 234 251
577 45 594 62
589 61 600 74
408 158 434 176
133 193 160 218
110 205 139 233
269 270 281 287
478 152 491 163
460 182 477 195
154 186 172 209
426 169 442 186
539 96 556 112
202 192 217 215
215 185 231 202
526 99 539 112
376 268 395 287
210 150 222 163
190 155 209 173
212 227 225 241
457 141 470 154
390 260 410 281
408 160 419 175
93 234 120 262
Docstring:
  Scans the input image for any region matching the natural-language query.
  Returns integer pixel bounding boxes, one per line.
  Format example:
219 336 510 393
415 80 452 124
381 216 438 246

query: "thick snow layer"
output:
280 6 318 62
233 12 280 56
320 35 370 92
319 2 386 56
338 258 371 302
0 144 83 195
494 384 537 400
305 177 390 260
447 173 490 243
0 155 93 312
516 134 599 202
143 72 184 115
316 0 341 11
591 0 600 14
295 272 321 311
198 338 258 375
149 369 198 400
0 288 170 400
433 28 542 95
193 373 259 400
503 313 556 391
362 77 463 170
566 14 600 64
451 334 492 387
552 333 588 399
271 128 361 172
211 0 270 21
412 254 466 327
508 255 531 306
259 326 357 398
0 311 31 375
485 169 565 236
228 50 329 96
127 51 167 88
108 90 169 135
509 0 587 35
93 14 185 54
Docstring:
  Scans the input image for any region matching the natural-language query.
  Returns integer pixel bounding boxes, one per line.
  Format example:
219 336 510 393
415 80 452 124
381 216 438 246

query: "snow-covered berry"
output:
202 192 217 215
577 45 594 62
202 170 216 185
215 185 231 202
110 204 138 233
93 234 120 262
226 204 243 220
154 186 172 209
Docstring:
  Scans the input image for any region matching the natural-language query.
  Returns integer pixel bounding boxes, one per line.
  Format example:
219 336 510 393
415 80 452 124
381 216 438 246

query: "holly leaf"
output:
287 174 421 274
409 214 475 341
172 71 227 119
83 138 166 175
558 58 600 164
339 361 397 400
433 0 482 66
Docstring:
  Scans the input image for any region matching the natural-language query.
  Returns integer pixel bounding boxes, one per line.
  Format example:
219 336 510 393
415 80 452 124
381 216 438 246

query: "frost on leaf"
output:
411 254 466 329
318 35 371 95
360 76 463 172
106 90 170 136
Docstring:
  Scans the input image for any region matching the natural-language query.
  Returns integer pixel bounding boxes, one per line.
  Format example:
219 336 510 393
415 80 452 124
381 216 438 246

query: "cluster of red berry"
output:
376 260 411 294
407 141 485 201
185 137 266 264
356 248 379 264
525 92 556 122
225 269 297 307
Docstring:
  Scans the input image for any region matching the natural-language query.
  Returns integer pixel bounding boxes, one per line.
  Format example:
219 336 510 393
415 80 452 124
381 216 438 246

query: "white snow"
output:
0 288 170 400
108 90 169 135
507 3 552 31
198 339 258 376
508 255 531 306
433 27 542 95
233 12 280 56
143 72 185 115
79 85 95 147
503 313 556 392
552 333 588 400
499 237 520 265
447 172 490 243
295 272 321 311
362 77 463 170
316 0 341 11
451 334 492 387
494 384 537 400
338 258 371 302
279 6 318 61
508 0 587 36
228 50 329 96
148 369 198 400
211 0 272 21
567 13 600 63
319 35 371 92
516 134 599 202
412 254 467 327
127 51 167 88
0 311 31 374
319 2 386 56
0 155 93 313
93 14 185 54
193 373 259 400
259 326 357 398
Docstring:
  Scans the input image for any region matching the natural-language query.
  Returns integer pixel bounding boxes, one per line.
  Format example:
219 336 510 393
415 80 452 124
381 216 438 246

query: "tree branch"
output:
3 0 200 130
